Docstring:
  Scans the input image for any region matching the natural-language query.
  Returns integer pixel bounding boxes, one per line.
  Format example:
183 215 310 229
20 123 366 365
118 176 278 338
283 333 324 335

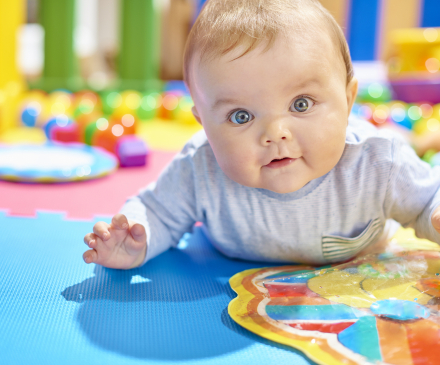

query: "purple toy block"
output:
116 135 149 167
390 78 440 104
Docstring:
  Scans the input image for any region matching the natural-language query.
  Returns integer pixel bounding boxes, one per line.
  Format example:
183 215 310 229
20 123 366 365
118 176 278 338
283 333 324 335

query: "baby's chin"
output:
218 164 310 194
242 178 310 194
260 183 308 194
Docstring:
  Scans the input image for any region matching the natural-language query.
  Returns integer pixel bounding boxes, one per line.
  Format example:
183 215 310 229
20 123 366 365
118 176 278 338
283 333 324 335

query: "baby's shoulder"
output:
347 116 410 149
346 116 403 146
341 116 407 168
173 130 216 170
180 129 210 156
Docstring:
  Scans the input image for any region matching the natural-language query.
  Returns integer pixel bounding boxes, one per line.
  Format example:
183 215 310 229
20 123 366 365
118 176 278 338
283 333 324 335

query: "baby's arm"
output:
385 135 440 243
430 206 440 236
83 214 147 269
83 138 201 268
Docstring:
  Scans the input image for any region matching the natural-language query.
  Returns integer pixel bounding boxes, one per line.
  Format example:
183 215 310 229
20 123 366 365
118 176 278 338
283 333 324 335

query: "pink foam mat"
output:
0 150 176 220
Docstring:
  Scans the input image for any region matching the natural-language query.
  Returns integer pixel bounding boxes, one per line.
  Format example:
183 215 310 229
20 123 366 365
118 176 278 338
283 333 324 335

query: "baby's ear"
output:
346 76 358 116
191 106 202 126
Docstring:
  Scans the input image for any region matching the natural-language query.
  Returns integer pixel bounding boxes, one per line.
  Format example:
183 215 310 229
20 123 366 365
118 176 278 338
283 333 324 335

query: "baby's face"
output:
190 32 357 194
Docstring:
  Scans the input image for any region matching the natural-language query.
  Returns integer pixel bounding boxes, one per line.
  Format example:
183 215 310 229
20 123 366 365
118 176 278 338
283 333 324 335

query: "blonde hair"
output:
183 0 353 87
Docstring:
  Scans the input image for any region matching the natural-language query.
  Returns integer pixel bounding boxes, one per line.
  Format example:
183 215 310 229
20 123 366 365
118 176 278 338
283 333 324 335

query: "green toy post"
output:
118 0 162 92
35 0 83 92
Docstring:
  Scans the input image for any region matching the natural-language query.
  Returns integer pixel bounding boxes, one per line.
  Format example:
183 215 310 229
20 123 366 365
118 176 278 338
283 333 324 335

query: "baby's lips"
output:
265 157 297 169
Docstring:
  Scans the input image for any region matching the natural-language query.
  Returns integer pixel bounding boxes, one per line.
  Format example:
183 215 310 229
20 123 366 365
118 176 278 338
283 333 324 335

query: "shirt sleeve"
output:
119 147 199 265
384 135 440 243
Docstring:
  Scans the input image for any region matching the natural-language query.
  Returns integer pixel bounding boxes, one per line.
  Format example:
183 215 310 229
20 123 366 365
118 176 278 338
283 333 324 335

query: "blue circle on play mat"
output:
370 299 430 321
0 142 118 183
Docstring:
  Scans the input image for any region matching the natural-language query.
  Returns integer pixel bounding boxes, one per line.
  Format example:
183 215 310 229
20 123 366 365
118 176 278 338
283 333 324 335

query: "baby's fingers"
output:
84 233 98 248
112 214 129 230
126 223 147 254
131 223 147 243
432 206 440 232
83 249 98 264
93 221 111 241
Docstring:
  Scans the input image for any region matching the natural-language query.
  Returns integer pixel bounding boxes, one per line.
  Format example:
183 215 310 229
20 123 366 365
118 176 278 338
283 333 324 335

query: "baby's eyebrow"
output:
211 97 243 111
284 77 322 92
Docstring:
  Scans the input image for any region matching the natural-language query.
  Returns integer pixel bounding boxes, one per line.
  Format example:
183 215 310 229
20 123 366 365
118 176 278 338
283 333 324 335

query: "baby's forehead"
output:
192 28 343 83
184 0 353 91
189 37 346 109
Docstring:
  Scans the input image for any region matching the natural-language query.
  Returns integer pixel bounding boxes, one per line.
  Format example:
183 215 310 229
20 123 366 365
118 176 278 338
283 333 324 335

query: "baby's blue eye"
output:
229 110 253 124
290 97 314 113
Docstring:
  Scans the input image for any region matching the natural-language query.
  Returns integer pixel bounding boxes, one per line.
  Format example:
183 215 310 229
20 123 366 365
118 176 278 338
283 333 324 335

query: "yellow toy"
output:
0 0 26 133
387 27 440 103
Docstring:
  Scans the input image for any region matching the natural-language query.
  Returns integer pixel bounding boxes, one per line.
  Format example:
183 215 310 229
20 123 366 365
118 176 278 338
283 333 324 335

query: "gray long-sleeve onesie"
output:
120 117 440 265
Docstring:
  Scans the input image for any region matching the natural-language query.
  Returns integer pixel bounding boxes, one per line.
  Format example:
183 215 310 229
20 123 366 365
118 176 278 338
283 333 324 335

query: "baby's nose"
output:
260 120 293 145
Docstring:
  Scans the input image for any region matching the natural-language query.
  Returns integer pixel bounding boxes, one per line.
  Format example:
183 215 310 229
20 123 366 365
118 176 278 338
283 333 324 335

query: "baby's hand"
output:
83 214 147 269
432 206 440 235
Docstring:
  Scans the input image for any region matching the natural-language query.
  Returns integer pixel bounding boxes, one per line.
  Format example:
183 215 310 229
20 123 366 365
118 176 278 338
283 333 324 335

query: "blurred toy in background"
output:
0 142 118 183
0 0 26 133
387 27 440 104
16 83 199 168
4 1 440 179
354 79 440 169
347 22 440 164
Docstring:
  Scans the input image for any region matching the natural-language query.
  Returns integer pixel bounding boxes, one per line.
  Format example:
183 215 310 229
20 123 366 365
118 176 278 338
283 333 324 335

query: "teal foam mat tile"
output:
0 213 316 365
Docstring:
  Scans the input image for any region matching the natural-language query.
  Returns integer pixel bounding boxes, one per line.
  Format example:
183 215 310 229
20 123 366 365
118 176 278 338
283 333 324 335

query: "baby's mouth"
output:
265 157 296 169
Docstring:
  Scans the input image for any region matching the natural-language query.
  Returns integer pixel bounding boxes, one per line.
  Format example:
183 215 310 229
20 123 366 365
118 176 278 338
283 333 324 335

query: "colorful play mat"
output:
229 234 440 365
0 143 118 183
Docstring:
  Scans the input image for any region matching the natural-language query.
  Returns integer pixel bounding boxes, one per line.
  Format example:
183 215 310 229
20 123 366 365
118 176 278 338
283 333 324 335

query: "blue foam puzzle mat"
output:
0 211 316 365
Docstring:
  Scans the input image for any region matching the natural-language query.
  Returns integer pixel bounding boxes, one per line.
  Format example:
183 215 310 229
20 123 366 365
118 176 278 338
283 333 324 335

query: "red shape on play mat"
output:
265 283 320 297
288 322 354 334
0 150 176 220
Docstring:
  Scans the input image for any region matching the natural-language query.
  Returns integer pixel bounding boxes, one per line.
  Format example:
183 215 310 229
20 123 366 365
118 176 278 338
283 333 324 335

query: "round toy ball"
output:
413 118 430 135
101 91 122 115
19 90 47 125
394 114 413 130
388 102 412 129
73 91 101 118
93 119 129 153
43 115 73 139
157 92 181 120
21 102 42 127
355 102 375 121
74 90 99 105
137 92 161 120
75 111 103 143
370 104 390 125
173 96 198 124
407 104 423 123
117 113 137 134
48 91 74 116
419 103 434 119
112 90 142 118
357 83 393 103
34 97 54 128
84 119 101 146
164 80 190 95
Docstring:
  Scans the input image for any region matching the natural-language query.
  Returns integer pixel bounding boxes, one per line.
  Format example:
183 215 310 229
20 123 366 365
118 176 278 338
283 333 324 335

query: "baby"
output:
83 0 440 269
